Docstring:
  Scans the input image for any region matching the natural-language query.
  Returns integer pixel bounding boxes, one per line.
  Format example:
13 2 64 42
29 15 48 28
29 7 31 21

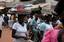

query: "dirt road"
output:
0 27 12 42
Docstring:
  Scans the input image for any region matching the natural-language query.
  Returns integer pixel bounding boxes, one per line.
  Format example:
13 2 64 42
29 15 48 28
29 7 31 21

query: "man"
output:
4 14 9 26
0 14 4 38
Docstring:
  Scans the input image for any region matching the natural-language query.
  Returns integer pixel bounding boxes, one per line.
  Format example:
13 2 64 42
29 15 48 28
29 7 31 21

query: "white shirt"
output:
8 20 14 27
12 22 27 37
45 23 53 31
0 16 4 30
38 22 53 31
37 18 40 24
28 18 32 23
56 20 62 24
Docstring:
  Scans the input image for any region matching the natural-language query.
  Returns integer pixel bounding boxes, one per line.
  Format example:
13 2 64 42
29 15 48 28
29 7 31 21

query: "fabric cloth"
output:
38 22 46 31
56 20 62 24
8 20 14 27
38 22 53 31
37 18 41 24
28 18 32 23
32 28 39 42
13 38 27 42
30 18 41 28
30 18 37 26
12 22 27 37
41 29 60 42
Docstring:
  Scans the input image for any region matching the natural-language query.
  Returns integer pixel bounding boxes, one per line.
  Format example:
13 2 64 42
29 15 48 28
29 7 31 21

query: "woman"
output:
12 14 28 42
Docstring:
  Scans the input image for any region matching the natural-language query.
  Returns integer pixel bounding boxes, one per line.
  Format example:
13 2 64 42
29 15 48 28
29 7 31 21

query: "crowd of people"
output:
0 0 64 42
11 9 64 42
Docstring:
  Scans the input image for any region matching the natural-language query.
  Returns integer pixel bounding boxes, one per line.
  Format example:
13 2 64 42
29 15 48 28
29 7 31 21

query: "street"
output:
0 27 12 42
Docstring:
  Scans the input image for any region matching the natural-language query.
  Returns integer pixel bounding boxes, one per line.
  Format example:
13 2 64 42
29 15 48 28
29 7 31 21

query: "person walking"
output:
3 14 9 26
0 14 4 38
12 14 28 42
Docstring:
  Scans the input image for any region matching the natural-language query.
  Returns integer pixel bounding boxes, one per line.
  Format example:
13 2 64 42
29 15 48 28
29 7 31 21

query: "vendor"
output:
12 4 28 42
12 14 28 42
